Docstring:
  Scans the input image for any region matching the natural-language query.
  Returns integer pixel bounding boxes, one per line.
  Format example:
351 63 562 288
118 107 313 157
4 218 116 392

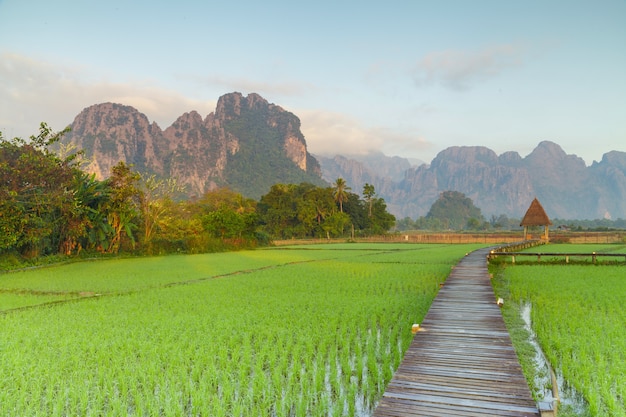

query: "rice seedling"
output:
0 243 484 415
0 291 79 311
520 243 625 254
493 263 625 417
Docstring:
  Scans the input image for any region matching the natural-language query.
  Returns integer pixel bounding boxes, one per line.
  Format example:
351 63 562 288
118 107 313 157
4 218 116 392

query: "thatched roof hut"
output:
520 198 552 240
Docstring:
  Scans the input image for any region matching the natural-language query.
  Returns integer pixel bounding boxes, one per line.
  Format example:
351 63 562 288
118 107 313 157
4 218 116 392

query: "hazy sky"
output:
1 0 624 165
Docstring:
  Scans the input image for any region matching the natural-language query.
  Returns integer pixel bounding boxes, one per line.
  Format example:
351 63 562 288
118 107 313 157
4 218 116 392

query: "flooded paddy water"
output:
521 302 590 416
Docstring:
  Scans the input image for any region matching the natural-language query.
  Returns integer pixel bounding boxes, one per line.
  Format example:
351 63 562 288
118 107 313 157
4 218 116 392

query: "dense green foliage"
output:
425 190 485 230
223 108 326 199
396 190 495 231
0 243 481 416
0 124 77 256
257 182 395 239
397 213 626 233
551 218 626 231
1 125 396 265
493 261 626 416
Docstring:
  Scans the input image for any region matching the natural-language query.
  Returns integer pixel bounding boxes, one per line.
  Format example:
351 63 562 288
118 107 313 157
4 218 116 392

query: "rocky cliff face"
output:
60 92 323 198
393 146 537 218
322 142 626 220
66 102 168 179
60 93 625 220
316 152 407 209
589 151 626 220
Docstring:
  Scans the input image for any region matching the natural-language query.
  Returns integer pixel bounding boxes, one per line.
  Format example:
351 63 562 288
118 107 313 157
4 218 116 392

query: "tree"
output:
363 183 376 217
105 162 141 253
395 217 417 232
257 183 298 238
322 212 351 239
196 188 258 241
332 178 351 213
465 217 482 230
258 182 397 239
202 208 257 241
342 192 367 232
426 191 484 231
59 171 112 254
305 186 335 226
195 187 256 214
367 197 396 234
295 186 336 237
138 175 186 250
0 124 77 256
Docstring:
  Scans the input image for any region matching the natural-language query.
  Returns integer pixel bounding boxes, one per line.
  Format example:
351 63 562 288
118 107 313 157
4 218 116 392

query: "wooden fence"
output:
273 231 626 246
488 251 626 264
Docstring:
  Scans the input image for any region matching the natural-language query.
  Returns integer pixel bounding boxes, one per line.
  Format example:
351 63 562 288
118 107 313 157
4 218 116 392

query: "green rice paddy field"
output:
493 243 626 417
1 243 483 416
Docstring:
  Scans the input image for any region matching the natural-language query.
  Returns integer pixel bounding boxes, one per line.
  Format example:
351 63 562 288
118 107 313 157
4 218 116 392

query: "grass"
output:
0 291 80 311
492 263 626 417
490 243 626 265
520 243 626 254
0 243 485 416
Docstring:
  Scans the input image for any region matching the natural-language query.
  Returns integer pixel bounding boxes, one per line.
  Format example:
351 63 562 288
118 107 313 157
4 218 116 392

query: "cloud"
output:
298 109 433 158
412 44 525 91
0 52 432 160
0 52 216 138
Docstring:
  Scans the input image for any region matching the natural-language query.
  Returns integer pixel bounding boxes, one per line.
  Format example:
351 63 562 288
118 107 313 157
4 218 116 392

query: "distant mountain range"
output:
58 92 626 220
318 144 626 220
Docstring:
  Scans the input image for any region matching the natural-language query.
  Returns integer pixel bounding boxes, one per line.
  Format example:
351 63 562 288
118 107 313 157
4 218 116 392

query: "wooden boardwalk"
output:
373 247 540 417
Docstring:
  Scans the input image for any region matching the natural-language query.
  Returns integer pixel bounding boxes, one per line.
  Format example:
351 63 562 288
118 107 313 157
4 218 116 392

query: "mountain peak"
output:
527 140 566 161
59 93 323 198
56 95 625 220
214 92 282 120
327 142 624 220
596 150 626 167
70 102 150 134
431 146 498 168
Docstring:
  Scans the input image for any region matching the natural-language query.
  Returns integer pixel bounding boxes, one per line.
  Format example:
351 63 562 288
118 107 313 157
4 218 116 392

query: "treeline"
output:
394 190 499 232
0 124 395 263
395 190 626 232
550 218 626 231
396 212 626 233
258 180 395 239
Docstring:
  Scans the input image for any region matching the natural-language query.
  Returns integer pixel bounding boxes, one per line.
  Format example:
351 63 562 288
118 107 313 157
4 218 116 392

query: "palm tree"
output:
332 178 351 213
363 183 376 217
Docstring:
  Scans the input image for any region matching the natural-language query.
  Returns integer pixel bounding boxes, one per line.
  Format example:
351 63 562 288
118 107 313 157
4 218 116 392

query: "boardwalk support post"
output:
538 401 556 416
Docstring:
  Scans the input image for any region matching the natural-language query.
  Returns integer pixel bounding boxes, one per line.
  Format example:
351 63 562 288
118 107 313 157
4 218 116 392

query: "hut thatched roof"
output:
520 198 552 226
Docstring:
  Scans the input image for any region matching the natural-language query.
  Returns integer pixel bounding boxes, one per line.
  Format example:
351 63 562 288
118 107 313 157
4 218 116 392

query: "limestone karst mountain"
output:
60 92 324 199
319 143 626 220
59 92 625 220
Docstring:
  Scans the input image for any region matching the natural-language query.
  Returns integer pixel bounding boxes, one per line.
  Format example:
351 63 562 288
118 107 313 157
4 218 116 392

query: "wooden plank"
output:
382 391 538 412
373 247 540 417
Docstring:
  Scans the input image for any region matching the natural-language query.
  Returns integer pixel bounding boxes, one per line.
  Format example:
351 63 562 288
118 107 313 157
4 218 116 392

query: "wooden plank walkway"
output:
373 247 540 417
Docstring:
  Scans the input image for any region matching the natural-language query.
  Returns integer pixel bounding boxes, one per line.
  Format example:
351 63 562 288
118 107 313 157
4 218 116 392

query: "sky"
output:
1 1 625 166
